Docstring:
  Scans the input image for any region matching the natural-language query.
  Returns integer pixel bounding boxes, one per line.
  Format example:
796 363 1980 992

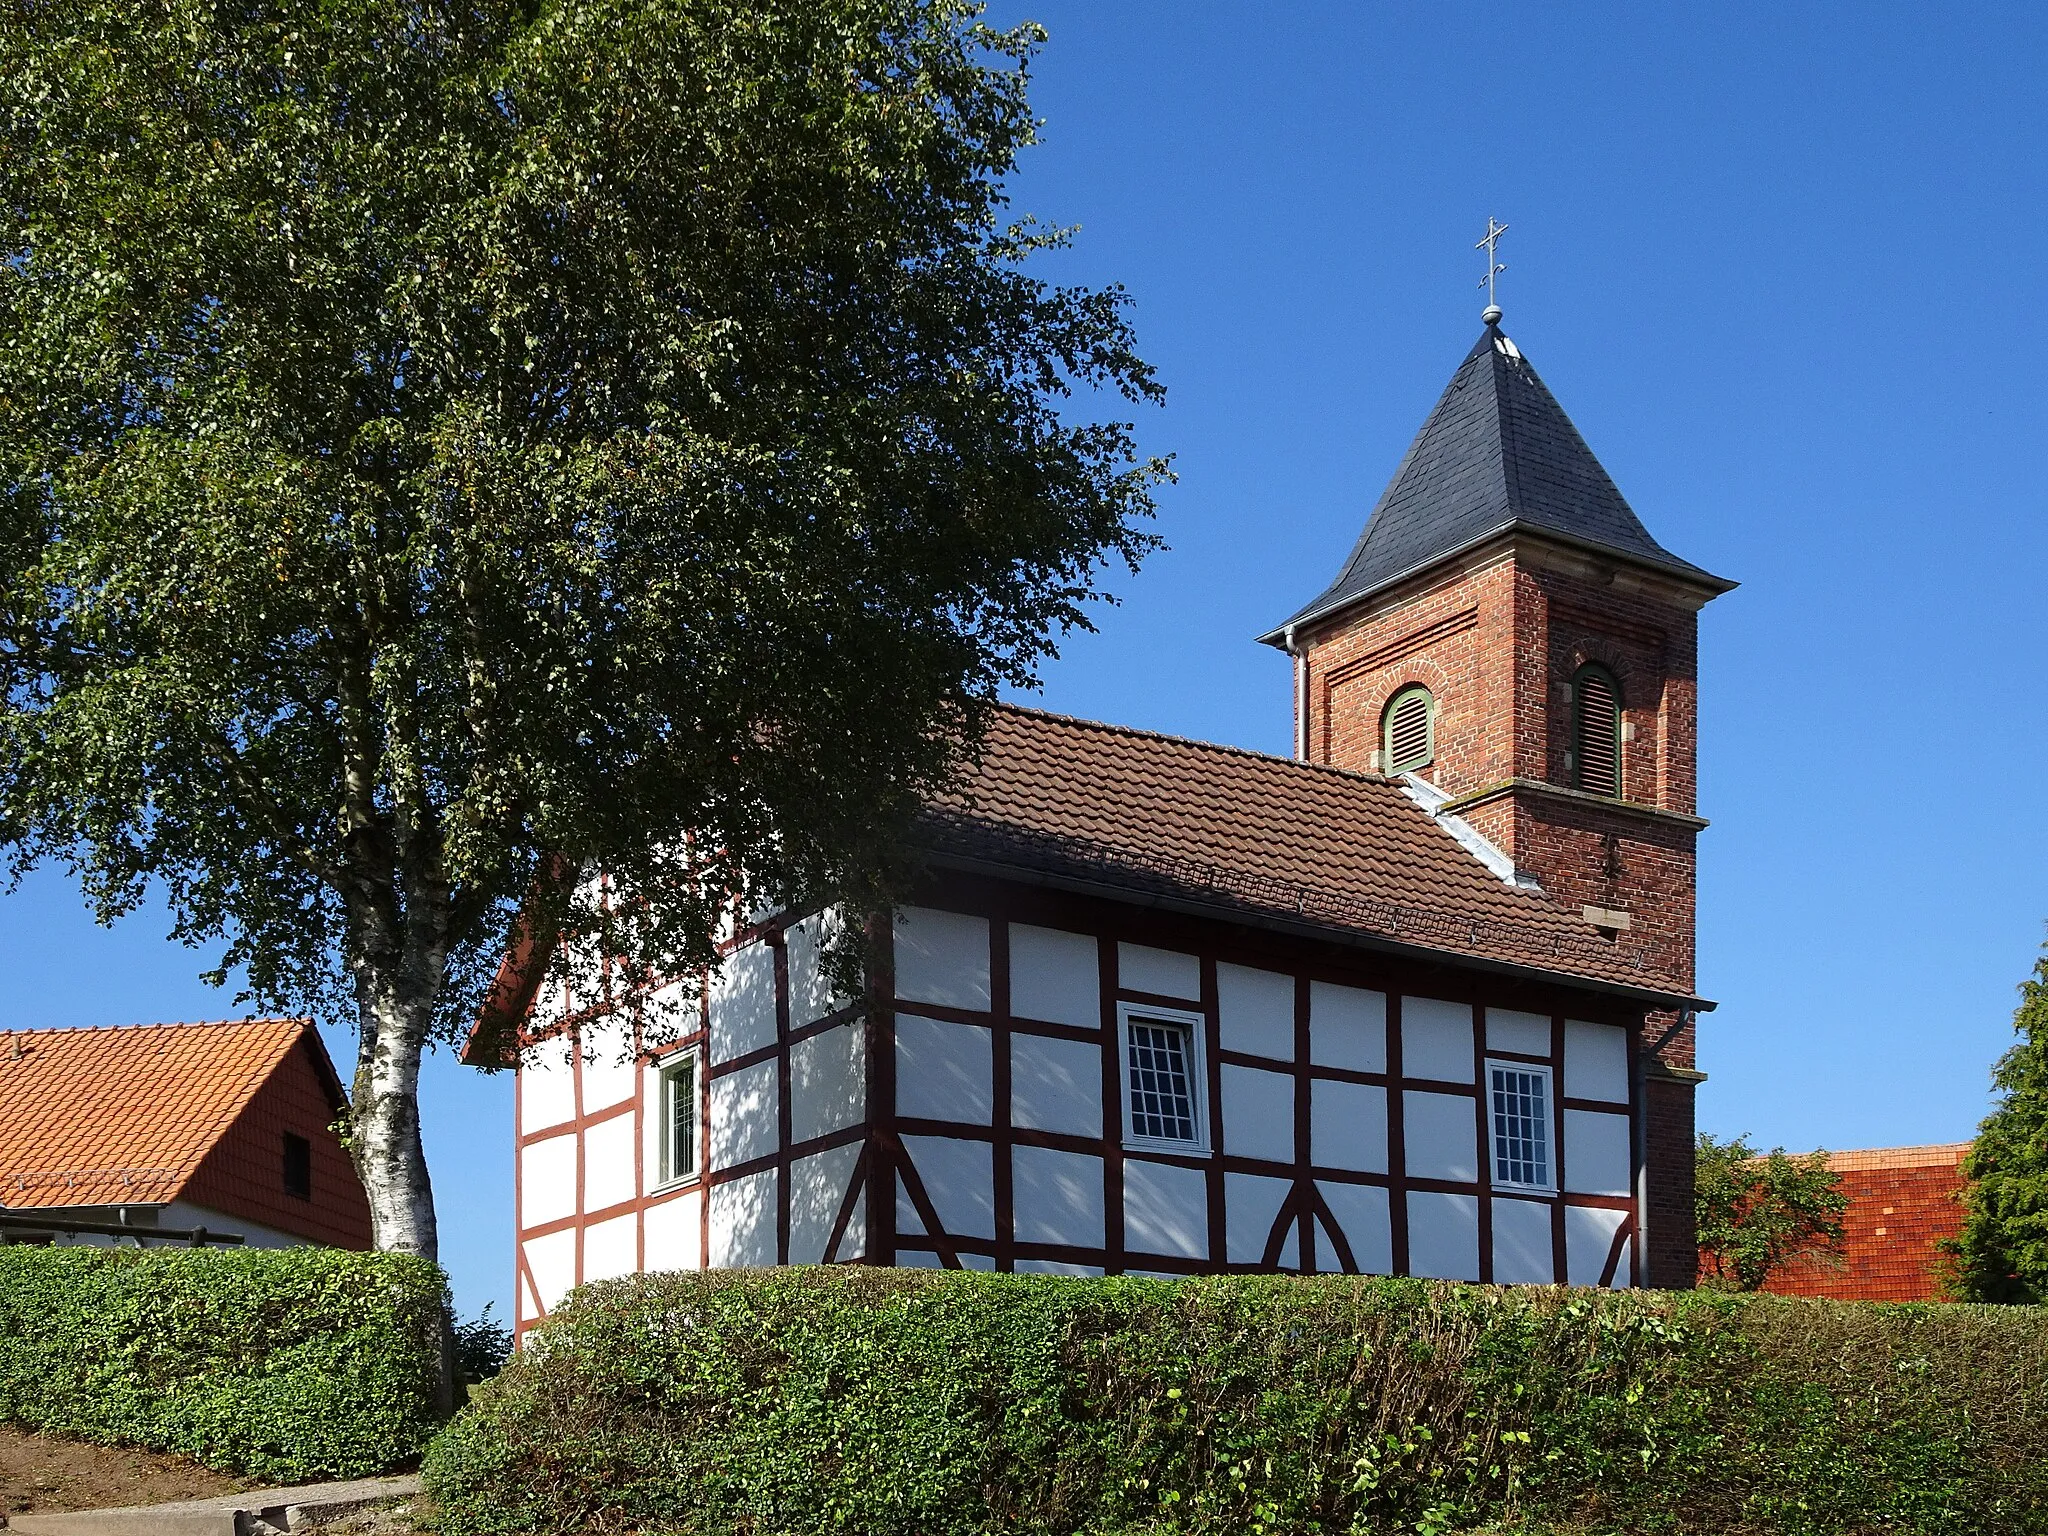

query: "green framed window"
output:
658 1053 698 1185
1382 684 1435 774
1569 664 1621 797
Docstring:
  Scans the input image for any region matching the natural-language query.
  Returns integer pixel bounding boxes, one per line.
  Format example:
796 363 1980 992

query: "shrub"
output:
0 1245 448 1481
425 1269 2048 1536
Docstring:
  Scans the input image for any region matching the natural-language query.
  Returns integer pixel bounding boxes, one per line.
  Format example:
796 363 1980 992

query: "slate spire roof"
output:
1263 324 1733 640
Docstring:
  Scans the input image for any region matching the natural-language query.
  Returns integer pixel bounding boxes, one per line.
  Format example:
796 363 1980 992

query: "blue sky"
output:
6 4 2045 1320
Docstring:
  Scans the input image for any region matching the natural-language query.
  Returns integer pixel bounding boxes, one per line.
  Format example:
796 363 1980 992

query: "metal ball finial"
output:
1482 304 1503 326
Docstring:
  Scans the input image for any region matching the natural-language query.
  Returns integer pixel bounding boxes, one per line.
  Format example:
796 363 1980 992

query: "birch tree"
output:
0 0 1164 1256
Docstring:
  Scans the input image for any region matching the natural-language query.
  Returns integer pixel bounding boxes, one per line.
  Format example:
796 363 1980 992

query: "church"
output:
468 303 1734 1332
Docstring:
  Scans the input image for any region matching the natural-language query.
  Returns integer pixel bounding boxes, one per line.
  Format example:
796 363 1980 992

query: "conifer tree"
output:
1950 943 2048 1302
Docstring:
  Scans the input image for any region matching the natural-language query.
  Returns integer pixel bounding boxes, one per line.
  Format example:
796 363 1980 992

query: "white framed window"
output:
1487 1060 1555 1193
656 1051 700 1186
1118 1002 1208 1152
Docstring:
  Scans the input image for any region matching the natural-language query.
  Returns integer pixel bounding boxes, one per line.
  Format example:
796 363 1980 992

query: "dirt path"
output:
0 1424 242 1516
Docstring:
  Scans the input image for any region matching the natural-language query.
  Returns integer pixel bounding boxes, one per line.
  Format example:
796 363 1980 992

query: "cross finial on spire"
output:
1476 216 1508 324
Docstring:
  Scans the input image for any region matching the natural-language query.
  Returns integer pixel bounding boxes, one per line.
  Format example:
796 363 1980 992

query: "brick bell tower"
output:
1260 304 1734 1288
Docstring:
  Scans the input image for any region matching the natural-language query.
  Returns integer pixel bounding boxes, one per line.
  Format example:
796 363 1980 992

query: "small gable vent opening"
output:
283 1132 312 1201
1571 666 1621 797
1382 685 1435 775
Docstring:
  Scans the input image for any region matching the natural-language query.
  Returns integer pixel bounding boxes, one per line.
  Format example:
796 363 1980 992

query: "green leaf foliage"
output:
0 0 1164 1174
422 1268 2048 1536
1953 943 2048 1303
0 1245 448 1481
1694 1133 1848 1291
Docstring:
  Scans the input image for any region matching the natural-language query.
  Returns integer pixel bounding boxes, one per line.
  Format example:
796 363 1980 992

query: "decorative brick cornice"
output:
1437 777 1710 832
1643 1061 1708 1086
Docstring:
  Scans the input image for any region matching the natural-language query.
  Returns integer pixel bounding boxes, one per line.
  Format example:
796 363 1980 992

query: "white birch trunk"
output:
352 992 439 1259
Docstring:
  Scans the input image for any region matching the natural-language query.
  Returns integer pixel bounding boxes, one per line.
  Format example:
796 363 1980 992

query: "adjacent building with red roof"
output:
1761 1143 1970 1303
0 1018 371 1249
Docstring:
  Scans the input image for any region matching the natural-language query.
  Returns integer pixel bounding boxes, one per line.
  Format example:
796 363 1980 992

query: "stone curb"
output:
5 1474 419 1535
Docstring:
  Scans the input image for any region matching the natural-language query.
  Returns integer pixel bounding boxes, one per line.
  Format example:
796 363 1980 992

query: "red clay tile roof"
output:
922 705 1701 1003
1823 1143 1970 1174
0 1019 333 1209
1762 1143 1970 1303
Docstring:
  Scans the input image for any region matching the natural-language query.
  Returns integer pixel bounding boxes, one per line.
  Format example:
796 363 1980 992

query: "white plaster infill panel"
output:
710 1168 778 1268
710 1058 778 1171
579 1016 638 1112
1317 1181 1392 1275
790 1021 866 1144
1220 1064 1294 1166
520 1035 577 1132
899 1134 996 1241
639 979 697 1052
1485 1009 1552 1058
520 1133 576 1228
1012 1144 1105 1248
1405 1191 1480 1281
1124 1158 1208 1259
1403 1090 1479 1183
1217 963 1294 1061
643 1189 703 1273
582 1111 638 1214
1117 943 1200 1001
1009 924 1102 1028
787 909 851 1028
523 1228 576 1313
789 1143 863 1264
1310 1079 1388 1174
1565 1204 1628 1287
894 907 991 1010
1492 1195 1554 1284
710 940 777 1064
895 1014 994 1125
1224 1172 1291 1265
1564 1020 1630 1104
582 1212 638 1282
1011 1033 1103 1140
1564 1109 1633 1196
1402 998 1476 1083
1310 982 1386 1072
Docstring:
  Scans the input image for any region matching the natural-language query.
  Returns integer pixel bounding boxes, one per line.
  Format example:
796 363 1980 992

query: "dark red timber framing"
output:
882 869 1646 1283
508 864 1654 1331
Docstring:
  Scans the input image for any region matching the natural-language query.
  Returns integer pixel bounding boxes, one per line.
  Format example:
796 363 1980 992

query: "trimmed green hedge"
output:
0 1245 448 1481
425 1269 2048 1536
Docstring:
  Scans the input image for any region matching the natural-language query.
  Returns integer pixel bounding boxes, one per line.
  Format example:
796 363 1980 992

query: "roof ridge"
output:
0 1017 311 1037
990 702 1398 789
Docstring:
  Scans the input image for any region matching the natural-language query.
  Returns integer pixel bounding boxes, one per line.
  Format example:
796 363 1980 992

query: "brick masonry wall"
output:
184 1035 374 1249
1297 539 1715 1288
1758 1147 1969 1303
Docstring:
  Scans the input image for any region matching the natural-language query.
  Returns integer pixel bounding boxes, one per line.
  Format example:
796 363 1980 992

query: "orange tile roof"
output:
923 705 1702 1003
0 1019 325 1208
1824 1143 1970 1173
1763 1144 1971 1303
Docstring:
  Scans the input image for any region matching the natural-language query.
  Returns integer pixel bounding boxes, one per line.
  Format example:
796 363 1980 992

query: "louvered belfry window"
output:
1572 666 1621 797
1382 685 1435 774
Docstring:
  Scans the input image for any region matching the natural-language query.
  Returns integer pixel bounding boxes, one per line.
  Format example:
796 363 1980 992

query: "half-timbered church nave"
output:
466 307 1735 1333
